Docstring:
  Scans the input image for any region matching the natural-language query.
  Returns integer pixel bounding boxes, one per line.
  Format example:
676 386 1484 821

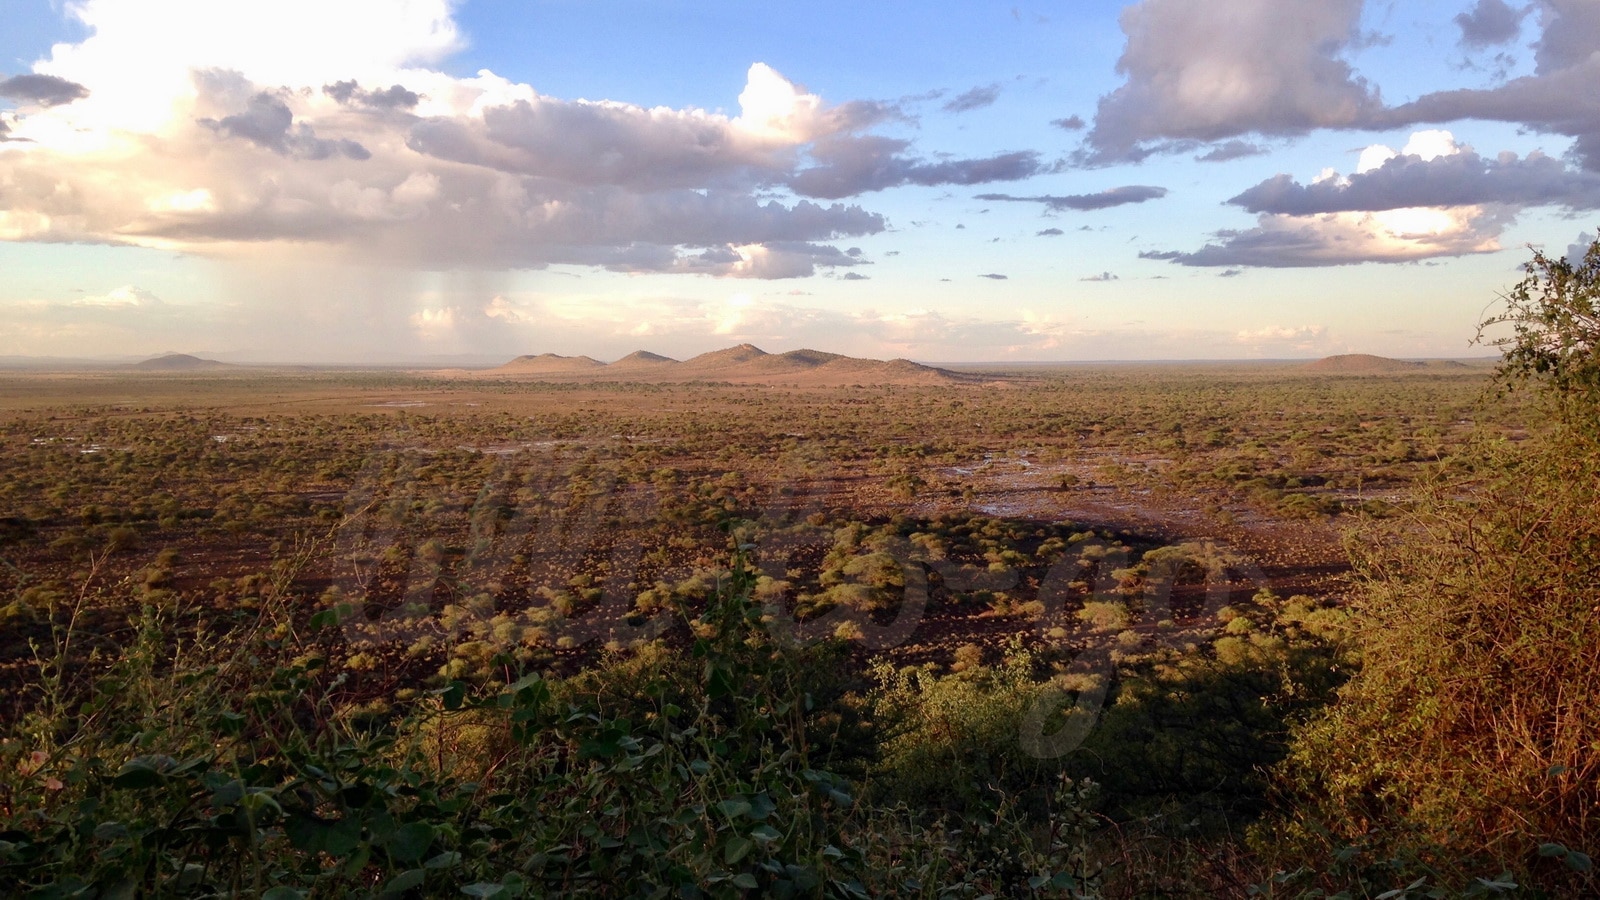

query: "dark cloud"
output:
1083 0 1379 163
201 92 370 160
0 73 90 107
1036 227 1064 236
1196 140 1268 162
322 80 359 104
1080 271 1118 281
1533 0 1600 73
1455 0 1528 48
979 272 1009 279
790 135 1045 198
974 184 1168 211
1218 269 1243 277
1565 232 1596 267
1051 115 1086 131
1229 149 1600 214
944 84 1001 113
408 96 792 193
839 271 870 280
323 80 420 109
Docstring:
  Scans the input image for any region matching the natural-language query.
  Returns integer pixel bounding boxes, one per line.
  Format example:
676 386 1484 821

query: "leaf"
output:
1565 850 1593 873
704 662 736 698
731 872 759 890
388 821 437 864
725 836 754 865
285 815 361 856
718 798 752 820
111 758 170 790
749 824 782 843
1538 842 1568 858
308 603 354 630
747 793 776 821
382 868 427 896
342 845 372 879
262 888 306 900
435 681 468 711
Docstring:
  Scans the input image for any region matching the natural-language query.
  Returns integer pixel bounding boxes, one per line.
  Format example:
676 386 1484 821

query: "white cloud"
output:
0 3 1015 287
1142 206 1504 268
1236 324 1326 343
0 2 1043 280
75 284 163 307
410 305 455 333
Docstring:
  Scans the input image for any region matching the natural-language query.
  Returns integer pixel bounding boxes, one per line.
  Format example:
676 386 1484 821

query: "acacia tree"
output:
1479 237 1600 418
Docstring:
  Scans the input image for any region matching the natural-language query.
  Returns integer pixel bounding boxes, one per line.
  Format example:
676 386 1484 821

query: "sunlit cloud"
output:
0 0 1040 282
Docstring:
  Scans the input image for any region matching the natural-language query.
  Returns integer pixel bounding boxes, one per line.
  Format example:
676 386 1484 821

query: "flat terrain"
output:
0 361 1503 704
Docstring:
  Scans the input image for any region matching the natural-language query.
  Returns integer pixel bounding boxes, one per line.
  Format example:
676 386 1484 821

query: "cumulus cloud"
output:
1036 227 1064 236
1050 115 1086 130
1145 129 1591 268
0 0 1012 279
1083 0 1379 163
1071 0 1600 183
1080 271 1118 281
1381 1 1600 170
974 185 1168 210
1140 207 1505 268
979 273 1009 280
0 73 90 107
1235 324 1329 354
943 84 1001 113
1455 0 1529 48
1229 145 1600 214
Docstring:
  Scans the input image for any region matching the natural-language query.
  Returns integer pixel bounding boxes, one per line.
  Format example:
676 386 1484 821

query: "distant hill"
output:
609 350 678 369
492 353 605 374
469 345 976 385
1303 354 1457 374
132 353 232 371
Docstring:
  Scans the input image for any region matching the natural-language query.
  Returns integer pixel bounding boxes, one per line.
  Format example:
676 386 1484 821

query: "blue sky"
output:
1 0 1597 363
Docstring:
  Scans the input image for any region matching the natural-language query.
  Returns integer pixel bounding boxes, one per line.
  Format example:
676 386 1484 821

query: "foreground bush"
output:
1261 242 1600 896
0 552 1102 898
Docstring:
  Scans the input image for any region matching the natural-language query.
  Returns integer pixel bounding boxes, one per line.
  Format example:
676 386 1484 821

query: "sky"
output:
2 0 1599 364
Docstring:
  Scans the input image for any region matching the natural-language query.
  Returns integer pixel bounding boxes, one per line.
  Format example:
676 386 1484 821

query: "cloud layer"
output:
0 0 1045 279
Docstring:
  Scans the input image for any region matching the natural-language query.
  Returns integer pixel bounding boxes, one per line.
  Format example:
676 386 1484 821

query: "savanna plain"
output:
0 336 1593 896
